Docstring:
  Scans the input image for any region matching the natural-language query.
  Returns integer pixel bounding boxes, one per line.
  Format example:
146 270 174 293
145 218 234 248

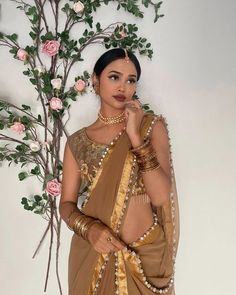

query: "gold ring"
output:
107 236 112 242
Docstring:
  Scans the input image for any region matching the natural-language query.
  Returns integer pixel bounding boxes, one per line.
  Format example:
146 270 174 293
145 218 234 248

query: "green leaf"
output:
6 33 18 42
23 70 30 76
31 14 39 25
21 162 27 168
22 104 31 111
31 166 40 175
42 193 48 200
37 114 42 123
21 197 28 205
11 33 18 41
96 22 101 32
29 31 37 40
9 47 17 55
29 78 37 85
21 116 31 125
15 144 29 153
22 132 32 140
83 29 88 37
34 195 42 202
79 37 86 45
41 31 54 42
18 171 28 181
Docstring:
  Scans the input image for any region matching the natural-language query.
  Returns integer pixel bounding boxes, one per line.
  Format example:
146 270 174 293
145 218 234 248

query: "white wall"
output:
1 0 236 294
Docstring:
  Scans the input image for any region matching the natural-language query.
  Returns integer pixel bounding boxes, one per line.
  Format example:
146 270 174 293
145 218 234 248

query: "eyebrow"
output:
108 70 137 78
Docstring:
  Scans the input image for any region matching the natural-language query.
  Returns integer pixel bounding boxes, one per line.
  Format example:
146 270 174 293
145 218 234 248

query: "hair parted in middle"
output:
92 48 141 81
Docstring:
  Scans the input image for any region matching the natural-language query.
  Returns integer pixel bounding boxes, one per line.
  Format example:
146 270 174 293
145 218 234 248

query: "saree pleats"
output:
68 113 179 295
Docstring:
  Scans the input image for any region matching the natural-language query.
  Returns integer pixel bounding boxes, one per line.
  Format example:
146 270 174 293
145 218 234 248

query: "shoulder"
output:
67 127 84 141
144 113 169 138
66 127 85 151
144 113 171 149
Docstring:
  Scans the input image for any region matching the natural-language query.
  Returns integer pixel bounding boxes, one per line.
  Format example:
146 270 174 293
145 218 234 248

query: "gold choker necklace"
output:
98 111 126 125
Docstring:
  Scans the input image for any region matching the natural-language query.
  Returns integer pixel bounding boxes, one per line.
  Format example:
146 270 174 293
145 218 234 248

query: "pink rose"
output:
42 40 60 57
49 97 63 110
46 178 61 197
51 78 62 90
73 1 85 13
10 122 25 134
17 48 28 61
119 31 127 39
74 79 86 92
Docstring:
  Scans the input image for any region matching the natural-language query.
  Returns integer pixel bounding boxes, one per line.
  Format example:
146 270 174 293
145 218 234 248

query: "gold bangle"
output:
67 209 80 230
79 219 92 237
72 215 100 241
138 154 161 172
73 215 86 233
140 162 161 173
130 139 150 155
136 151 157 163
131 142 157 159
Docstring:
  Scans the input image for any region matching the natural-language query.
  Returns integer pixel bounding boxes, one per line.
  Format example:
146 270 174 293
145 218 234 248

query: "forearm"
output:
130 135 171 207
141 168 171 206
59 200 84 228
59 200 101 240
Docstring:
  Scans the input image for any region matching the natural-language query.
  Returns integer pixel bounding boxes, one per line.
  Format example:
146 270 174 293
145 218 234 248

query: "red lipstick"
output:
113 95 126 102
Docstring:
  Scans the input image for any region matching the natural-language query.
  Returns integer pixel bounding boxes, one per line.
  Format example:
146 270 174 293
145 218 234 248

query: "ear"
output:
91 72 99 87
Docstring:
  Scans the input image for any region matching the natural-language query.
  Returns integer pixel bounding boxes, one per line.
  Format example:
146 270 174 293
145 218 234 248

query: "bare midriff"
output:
119 195 154 244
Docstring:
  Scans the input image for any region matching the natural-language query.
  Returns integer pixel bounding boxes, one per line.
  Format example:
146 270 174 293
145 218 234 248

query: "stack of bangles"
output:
67 210 101 241
130 138 161 173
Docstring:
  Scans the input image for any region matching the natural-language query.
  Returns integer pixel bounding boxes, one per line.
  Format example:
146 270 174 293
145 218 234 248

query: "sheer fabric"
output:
67 113 179 295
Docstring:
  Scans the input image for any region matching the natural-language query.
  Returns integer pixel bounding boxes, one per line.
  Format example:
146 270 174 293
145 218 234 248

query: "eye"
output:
108 75 136 84
108 74 119 80
128 78 136 84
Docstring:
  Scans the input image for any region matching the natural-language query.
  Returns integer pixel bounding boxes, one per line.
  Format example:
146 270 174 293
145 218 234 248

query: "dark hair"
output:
93 48 141 81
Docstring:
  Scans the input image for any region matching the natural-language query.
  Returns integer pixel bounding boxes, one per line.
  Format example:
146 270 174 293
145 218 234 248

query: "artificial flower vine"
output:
0 0 164 293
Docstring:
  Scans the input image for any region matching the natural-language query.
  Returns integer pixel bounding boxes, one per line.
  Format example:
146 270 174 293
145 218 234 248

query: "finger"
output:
104 234 125 251
98 241 116 253
111 238 126 250
103 241 118 253
125 105 139 111
125 99 142 106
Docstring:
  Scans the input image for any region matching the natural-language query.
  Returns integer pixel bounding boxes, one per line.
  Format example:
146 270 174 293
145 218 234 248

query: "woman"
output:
60 48 179 295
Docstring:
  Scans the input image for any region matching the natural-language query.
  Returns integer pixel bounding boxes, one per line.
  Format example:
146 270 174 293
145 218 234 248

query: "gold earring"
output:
124 48 130 63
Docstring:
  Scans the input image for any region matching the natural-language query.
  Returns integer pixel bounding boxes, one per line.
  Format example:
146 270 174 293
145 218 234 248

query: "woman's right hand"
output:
87 221 127 254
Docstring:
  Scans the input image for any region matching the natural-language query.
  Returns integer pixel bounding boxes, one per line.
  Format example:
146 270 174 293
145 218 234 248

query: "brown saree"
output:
68 113 180 295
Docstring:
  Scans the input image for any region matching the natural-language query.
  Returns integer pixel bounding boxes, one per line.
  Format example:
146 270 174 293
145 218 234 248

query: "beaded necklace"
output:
98 110 126 125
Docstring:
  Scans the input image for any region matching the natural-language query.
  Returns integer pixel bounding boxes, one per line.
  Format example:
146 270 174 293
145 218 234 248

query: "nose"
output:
118 81 126 92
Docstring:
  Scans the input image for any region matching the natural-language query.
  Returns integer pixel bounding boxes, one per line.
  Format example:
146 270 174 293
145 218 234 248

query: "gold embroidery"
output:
79 160 94 183
87 253 109 295
110 152 134 231
116 250 128 293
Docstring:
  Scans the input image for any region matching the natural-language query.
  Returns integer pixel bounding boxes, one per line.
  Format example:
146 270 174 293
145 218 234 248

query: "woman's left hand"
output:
124 99 144 140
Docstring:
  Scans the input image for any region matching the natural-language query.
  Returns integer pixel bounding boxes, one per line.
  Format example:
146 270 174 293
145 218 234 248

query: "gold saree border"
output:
83 113 178 295
117 250 128 294
110 151 134 231
87 253 109 295
80 147 114 213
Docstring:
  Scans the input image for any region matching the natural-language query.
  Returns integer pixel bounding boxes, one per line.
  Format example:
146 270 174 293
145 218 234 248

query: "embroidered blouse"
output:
67 115 159 208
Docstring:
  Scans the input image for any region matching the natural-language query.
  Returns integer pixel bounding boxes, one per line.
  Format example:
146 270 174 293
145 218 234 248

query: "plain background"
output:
0 0 236 294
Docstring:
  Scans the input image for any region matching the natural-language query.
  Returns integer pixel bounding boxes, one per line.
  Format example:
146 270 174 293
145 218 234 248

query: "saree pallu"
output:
68 113 180 295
